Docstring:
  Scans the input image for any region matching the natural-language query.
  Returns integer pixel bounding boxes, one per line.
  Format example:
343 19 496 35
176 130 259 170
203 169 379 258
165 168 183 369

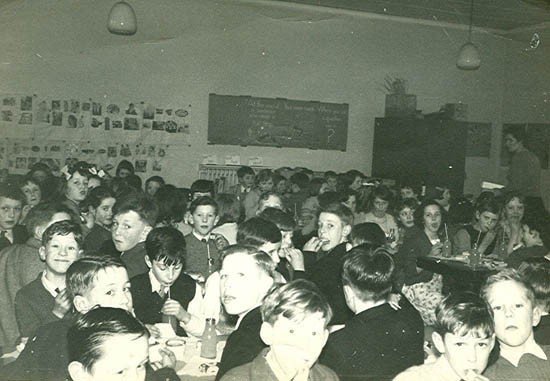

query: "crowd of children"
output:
0 159 548 380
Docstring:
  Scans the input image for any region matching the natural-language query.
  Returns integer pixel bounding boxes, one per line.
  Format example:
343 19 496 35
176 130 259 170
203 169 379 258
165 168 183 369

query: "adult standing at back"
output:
503 126 545 218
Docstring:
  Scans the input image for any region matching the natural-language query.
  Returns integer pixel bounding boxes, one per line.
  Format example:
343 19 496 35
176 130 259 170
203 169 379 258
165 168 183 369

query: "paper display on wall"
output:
0 94 192 176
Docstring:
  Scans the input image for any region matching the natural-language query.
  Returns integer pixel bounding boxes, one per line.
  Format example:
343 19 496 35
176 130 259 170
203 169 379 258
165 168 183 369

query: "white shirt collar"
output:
192 231 211 242
41 271 61 298
500 337 548 367
148 270 170 295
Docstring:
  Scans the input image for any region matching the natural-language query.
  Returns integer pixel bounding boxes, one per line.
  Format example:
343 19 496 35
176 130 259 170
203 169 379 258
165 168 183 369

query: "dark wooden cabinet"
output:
372 118 468 194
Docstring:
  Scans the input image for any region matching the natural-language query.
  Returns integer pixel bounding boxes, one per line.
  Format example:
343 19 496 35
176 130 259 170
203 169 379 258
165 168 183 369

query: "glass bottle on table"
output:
161 287 178 335
441 223 452 257
470 242 481 269
200 318 217 359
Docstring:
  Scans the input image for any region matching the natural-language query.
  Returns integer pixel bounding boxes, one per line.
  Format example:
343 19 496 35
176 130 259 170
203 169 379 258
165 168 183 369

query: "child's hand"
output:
429 242 443 257
388 293 402 310
52 289 71 319
162 299 191 324
145 324 161 339
150 347 177 371
280 248 305 271
211 233 229 250
303 237 324 252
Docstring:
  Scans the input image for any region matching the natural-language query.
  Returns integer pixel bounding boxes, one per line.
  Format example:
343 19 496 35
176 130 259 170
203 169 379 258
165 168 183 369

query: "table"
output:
150 336 226 380
417 256 507 293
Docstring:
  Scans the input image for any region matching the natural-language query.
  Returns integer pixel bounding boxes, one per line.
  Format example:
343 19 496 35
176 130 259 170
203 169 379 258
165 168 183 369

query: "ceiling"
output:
274 0 550 32
1 0 548 33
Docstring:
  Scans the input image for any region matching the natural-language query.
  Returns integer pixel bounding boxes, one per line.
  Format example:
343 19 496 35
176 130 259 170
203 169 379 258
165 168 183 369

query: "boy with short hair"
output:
229 166 255 201
2 256 134 380
15 220 83 339
216 245 275 380
0 183 27 251
394 292 496 381
324 171 338 192
0 202 71 351
305 202 354 324
131 226 205 337
107 193 158 278
221 279 338 381
184 196 227 280
482 269 550 379
506 217 550 268
190 179 215 200
321 247 424 380
519 258 550 344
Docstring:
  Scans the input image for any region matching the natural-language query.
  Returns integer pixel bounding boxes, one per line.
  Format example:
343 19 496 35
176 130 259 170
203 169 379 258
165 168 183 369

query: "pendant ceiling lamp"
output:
457 0 480 70
107 1 137 35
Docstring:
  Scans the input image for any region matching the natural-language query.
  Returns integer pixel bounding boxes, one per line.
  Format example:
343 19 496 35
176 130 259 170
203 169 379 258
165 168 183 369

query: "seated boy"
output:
0 183 27 251
321 246 424 380
506 217 549 269
221 279 338 381
519 258 550 344
2 256 177 381
228 166 255 201
216 245 275 380
394 292 495 381
67 307 176 381
106 193 158 278
482 269 550 379
258 207 306 280
190 179 215 200
184 196 227 281
0 202 71 351
305 202 354 324
15 220 82 340
131 226 205 337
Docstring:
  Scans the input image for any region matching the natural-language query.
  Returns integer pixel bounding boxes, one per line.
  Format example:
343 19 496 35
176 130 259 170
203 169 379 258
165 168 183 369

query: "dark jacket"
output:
0 313 179 381
216 307 266 381
395 226 435 289
131 271 197 336
82 223 111 254
0 225 28 252
14 274 58 339
320 298 424 381
306 243 353 324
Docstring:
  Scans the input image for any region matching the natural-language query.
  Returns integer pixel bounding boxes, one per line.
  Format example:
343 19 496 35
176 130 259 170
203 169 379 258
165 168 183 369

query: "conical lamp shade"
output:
108 1 137 35
457 42 480 70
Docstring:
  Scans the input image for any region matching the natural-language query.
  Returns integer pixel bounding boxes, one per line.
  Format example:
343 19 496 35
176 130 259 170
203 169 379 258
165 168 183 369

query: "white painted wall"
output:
0 0 547 196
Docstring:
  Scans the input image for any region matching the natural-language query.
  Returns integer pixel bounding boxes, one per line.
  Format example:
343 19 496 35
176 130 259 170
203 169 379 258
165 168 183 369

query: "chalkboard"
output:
208 94 348 150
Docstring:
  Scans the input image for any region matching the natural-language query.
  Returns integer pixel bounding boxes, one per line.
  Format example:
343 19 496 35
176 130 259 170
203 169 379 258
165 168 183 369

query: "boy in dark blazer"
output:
320 246 424 381
131 226 205 337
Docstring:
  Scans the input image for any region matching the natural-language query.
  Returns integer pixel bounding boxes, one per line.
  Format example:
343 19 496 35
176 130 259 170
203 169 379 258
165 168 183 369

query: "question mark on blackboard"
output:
327 129 335 144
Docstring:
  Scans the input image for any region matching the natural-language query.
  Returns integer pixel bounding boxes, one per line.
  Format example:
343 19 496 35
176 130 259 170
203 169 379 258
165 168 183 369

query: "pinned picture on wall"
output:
15 157 27 169
143 104 155 120
63 101 69 112
142 121 151 129
82 102 91 112
152 160 162 171
120 144 132 157
52 100 61 111
124 117 139 130
106 104 120 114
152 121 165 131
52 111 62 126
125 103 138 115
104 117 111 130
3 97 16 106
1 110 13 122
91 118 103 128
107 146 118 158
18 112 32 125
67 114 78 128
35 100 51 123
165 120 177 133
135 159 147 173
20 96 32 111
92 102 102 116
70 100 80 114
112 119 122 129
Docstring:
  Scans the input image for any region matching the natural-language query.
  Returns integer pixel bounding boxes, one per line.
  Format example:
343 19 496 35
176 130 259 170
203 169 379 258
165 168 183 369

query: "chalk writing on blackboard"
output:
208 94 348 150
